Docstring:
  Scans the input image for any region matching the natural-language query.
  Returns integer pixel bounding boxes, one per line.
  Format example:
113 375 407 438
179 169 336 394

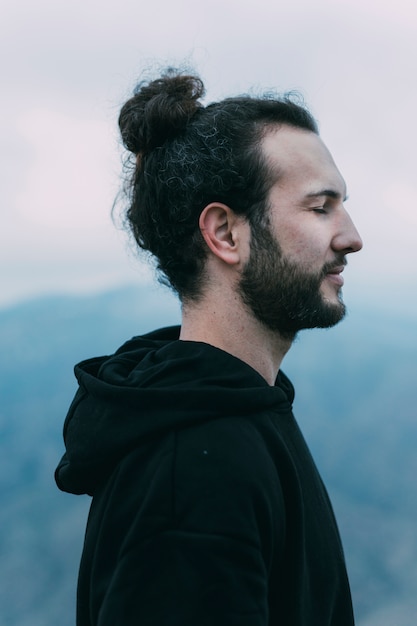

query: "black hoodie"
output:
56 326 354 626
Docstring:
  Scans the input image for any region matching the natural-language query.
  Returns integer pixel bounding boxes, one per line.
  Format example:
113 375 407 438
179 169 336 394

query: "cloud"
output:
15 109 117 230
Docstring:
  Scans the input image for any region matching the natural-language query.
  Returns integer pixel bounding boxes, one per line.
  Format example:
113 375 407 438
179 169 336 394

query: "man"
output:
56 69 362 625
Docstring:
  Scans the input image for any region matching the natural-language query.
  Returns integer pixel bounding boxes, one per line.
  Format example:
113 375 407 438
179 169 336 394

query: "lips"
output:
325 265 345 286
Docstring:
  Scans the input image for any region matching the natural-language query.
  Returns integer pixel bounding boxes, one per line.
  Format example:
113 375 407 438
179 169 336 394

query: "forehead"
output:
261 126 347 198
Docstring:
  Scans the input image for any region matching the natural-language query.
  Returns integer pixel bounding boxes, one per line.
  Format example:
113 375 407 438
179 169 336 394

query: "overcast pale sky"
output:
1 0 416 311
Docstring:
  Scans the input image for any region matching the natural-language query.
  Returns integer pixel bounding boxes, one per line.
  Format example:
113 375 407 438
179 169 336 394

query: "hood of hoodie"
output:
55 326 295 496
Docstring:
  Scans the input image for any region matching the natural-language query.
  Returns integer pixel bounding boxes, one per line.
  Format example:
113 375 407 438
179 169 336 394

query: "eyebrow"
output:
305 189 348 202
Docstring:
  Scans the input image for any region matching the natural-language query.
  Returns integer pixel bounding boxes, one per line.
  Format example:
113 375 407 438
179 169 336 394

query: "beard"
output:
238 221 347 340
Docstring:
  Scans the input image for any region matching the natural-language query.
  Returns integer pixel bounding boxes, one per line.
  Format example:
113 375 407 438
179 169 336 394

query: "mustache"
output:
321 257 347 276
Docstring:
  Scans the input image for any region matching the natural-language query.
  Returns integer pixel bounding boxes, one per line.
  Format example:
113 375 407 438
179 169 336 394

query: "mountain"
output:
0 286 416 625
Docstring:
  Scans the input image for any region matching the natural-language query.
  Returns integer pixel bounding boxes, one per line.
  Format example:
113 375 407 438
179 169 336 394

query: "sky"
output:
2 0 417 312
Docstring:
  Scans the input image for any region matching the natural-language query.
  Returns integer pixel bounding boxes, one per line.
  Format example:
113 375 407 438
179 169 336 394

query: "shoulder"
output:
175 415 275 481
172 417 286 549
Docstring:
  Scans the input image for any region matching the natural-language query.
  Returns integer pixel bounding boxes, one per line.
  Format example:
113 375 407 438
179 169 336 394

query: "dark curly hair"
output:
118 68 318 301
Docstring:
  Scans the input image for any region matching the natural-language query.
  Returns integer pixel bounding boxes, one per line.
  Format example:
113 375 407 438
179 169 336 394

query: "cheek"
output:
270 214 329 266
281 222 330 262
282 235 323 265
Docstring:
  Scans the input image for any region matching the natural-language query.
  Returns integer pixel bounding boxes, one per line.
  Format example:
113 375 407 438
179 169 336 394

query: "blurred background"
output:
1 0 416 624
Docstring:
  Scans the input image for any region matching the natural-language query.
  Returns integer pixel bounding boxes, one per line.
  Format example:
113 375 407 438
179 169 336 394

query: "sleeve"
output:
89 419 285 626
99 528 270 626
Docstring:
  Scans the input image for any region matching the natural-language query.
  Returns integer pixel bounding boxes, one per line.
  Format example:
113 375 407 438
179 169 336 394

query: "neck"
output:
179 295 293 386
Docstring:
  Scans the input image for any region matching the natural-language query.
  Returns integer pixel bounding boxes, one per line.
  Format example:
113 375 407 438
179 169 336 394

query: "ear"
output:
199 203 246 265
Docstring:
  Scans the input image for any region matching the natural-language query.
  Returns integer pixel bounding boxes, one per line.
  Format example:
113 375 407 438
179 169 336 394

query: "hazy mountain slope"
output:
284 309 417 622
0 287 415 625
0 286 181 626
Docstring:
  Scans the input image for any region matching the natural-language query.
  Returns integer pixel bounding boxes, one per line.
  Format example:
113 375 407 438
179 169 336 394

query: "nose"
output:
333 209 363 254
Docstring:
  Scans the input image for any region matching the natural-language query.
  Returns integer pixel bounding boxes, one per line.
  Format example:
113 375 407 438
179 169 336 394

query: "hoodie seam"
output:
170 429 178 526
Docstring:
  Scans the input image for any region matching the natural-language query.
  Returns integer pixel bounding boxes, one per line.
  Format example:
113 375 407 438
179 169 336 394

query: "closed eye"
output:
312 207 327 214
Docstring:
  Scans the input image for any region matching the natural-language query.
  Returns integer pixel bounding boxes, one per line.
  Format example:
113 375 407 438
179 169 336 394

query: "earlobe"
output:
199 203 243 265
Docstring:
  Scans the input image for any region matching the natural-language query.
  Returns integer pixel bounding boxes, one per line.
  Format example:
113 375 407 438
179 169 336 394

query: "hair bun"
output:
118 69 205 157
